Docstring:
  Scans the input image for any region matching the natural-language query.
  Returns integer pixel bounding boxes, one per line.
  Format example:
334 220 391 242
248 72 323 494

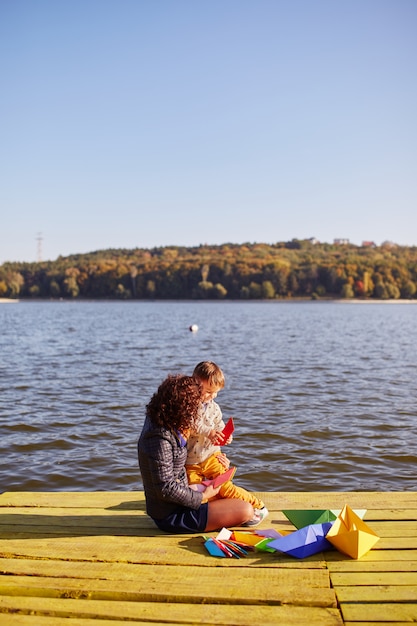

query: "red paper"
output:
202 466 236 488
219 417 234 444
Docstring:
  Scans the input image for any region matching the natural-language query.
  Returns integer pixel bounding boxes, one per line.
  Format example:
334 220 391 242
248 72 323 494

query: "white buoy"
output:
189 324 199 332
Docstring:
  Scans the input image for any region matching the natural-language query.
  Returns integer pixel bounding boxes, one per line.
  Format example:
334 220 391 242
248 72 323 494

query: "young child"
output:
186 361 268 526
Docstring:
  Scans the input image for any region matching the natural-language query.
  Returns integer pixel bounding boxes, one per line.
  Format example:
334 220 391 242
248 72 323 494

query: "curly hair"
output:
146 374 202 432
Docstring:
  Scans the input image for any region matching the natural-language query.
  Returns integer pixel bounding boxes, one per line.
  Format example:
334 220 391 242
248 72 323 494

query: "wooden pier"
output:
0 491 416 625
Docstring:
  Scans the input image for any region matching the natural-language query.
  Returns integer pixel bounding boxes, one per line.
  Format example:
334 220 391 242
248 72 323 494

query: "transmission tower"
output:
36 232 43 262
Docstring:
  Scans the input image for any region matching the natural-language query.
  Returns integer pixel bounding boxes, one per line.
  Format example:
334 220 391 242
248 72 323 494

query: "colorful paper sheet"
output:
255 529 283 539
267 522 334 558
204 538 227 557
254 537 277 552
231 529 283 552
325 504 379 559
232 531 269 546
217 527 232 541
203 528 250 558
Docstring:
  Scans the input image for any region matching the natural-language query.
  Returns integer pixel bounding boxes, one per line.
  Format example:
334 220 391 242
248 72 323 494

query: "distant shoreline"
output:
2 297 417 305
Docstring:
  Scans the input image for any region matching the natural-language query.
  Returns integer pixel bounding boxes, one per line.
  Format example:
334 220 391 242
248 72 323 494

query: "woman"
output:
138 374 253 533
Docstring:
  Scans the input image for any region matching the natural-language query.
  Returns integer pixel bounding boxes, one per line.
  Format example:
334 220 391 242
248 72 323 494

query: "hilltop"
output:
1 240 416 300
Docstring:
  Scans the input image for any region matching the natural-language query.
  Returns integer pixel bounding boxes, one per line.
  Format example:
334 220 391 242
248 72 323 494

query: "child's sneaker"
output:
242 506 269 527
257 506 269 522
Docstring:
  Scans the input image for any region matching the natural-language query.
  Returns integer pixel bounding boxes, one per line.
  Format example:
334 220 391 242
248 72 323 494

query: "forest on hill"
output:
1 240 417 301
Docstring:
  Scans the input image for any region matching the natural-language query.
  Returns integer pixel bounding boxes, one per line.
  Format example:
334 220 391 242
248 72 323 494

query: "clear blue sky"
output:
1 0 416 263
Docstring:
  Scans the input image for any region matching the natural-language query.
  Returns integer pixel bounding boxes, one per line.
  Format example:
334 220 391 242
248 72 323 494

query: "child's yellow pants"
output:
186 452 264 509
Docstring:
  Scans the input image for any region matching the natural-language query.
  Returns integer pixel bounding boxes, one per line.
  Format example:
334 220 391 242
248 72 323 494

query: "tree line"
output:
1 240 417 300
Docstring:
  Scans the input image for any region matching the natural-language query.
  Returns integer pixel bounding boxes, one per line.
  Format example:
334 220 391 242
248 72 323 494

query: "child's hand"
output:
217 453 230 469
209 429 224 444
223 434 233 445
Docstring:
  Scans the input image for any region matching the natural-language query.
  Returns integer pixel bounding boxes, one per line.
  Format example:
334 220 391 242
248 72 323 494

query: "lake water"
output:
1 300 416 494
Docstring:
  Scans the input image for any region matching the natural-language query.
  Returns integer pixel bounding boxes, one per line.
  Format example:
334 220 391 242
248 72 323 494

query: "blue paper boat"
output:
267 522 334 558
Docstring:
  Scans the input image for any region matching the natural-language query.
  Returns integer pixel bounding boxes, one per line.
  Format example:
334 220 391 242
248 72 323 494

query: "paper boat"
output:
282 508 367 529
325 504 379 559
282 509 337 529
267 522 334 558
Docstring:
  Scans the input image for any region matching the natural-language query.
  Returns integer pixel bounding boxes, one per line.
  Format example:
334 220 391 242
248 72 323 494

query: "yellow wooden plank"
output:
0 528 156 538
3 519 412 543
0 492 145 509
369 537 417 549
328 560 417 572
0 508 154 536
7 529 409 543
362 510 417 521
2 490 416 511
341 509 417 521
341 602 417 622
2 515 414 535
0 524 410 548
0 507 148 521
0 573 337 607
369 521 417 536
325 549 417 562
0 507 278 535
1 502 412 538
344 623 415 626
0 617 161 626
331 571 417 585
4 620 399 626
0 535 326 568
258 492 417 510
336 585 417 602
0 596 344 625
0 557 330 585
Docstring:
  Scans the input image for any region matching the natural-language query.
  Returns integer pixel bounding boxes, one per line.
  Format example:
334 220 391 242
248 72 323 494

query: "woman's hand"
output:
202 483 221 502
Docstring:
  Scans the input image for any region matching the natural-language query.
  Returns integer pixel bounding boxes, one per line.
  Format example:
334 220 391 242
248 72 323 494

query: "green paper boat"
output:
282 509 337 529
